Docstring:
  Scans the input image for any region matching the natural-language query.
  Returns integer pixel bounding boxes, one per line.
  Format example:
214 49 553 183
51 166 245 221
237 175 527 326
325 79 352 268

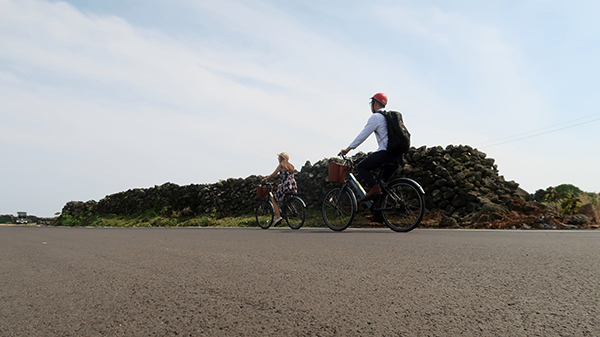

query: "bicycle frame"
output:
341 164 424 211
256 183 305 230
264 187 306 216
344 172 372 209
323 155 425 232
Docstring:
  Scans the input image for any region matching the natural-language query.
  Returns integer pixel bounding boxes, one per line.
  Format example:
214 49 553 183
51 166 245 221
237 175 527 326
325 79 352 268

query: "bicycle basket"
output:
328 161 351 183
256 185 271 199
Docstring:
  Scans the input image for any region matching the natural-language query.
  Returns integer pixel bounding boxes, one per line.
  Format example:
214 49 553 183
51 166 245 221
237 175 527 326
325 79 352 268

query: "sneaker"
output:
273 217 283 226
361 185 382 202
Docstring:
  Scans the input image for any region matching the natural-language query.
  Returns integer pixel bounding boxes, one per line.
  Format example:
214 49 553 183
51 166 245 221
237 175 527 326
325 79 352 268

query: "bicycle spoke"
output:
285 197 305 230
321 187 355 231
255 201 274 229
381 181 424 232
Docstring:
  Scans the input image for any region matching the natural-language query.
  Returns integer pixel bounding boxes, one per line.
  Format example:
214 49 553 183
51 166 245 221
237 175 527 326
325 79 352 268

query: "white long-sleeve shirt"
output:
348 109 388 152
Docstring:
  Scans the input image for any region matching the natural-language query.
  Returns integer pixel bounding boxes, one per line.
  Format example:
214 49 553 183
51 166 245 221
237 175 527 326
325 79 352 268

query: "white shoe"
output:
273 217 283 226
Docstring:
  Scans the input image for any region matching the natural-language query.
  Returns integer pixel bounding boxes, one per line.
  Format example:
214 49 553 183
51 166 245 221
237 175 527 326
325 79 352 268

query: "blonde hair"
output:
278 152 295 172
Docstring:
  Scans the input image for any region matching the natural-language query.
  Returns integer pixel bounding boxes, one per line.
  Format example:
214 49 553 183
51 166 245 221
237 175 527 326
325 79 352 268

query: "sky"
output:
2 0 600 217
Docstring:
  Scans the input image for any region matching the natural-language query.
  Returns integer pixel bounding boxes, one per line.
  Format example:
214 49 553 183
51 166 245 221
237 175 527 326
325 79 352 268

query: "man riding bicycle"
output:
339 92 403 202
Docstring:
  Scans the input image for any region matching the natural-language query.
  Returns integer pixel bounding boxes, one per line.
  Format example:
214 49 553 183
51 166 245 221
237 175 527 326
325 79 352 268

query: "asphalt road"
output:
1 226 599 336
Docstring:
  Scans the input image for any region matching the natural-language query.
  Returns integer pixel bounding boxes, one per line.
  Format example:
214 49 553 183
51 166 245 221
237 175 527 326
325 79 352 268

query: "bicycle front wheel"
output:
321 187 356 231
285 197 306 230
381 181 424 232
255 200 274 229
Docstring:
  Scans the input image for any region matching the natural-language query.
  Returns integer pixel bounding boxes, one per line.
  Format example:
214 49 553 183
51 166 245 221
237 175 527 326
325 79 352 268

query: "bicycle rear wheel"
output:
321 187 356 231
255 200 274 229
285 197 306 230
380 180 424 232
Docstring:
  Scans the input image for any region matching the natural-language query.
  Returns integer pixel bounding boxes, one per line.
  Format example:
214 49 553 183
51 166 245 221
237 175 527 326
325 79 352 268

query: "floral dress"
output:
274 169 297 202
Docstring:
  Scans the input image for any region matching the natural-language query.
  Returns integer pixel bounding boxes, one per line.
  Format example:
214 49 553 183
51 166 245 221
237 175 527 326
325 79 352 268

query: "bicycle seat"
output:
375 161 403 183
380 156 405 170
380 162 398 169
283 192 297 200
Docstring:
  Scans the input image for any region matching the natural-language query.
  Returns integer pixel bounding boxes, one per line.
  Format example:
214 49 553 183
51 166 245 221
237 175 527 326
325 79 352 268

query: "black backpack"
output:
377 110 411 155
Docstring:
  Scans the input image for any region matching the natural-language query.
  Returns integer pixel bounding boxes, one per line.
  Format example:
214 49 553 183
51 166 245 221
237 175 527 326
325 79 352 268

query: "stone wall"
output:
61 178 265 218
57 145 594 228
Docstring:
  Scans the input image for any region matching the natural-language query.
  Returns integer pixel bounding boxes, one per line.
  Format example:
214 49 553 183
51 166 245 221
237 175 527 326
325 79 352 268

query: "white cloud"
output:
1 0 599 216
0 0 369 215
374 4 548 130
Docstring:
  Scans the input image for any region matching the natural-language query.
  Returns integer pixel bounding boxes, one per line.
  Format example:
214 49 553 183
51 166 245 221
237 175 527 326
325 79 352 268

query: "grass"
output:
54 208 405 229
56 209 330 228
78 214 259 228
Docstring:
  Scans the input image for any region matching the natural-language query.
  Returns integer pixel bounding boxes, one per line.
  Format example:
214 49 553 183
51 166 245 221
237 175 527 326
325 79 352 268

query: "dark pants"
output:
356 151 402 189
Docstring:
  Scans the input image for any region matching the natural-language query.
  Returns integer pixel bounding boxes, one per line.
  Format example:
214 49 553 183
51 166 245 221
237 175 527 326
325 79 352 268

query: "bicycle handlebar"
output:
338 154 354 167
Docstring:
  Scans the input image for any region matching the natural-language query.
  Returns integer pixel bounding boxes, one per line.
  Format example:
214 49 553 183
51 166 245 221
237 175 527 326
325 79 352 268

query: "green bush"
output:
555 184 584 199
0 215 13 223
584 192 599 206
544 187 558 201
560 193 582 215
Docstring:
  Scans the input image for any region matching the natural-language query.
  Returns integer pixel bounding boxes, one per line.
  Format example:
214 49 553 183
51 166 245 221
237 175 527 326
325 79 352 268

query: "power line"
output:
476 113 600 148
476 112 600 147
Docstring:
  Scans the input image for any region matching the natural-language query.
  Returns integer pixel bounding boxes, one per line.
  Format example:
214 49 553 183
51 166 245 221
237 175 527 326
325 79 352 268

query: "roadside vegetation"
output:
534 184 599 215
5 184 597 228
51 183 599 229
55 208 329 228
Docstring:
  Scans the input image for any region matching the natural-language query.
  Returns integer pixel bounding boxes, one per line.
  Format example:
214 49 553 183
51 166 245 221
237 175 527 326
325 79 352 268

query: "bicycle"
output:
321 154 425 232
255 182 306 230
